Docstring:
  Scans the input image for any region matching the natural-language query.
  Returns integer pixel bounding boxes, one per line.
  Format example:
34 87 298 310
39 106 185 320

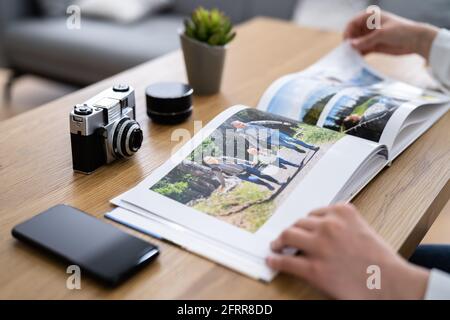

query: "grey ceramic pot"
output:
180 32 226 95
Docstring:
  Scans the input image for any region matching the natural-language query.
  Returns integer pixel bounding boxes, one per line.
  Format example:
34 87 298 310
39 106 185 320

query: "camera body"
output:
70 85 143 174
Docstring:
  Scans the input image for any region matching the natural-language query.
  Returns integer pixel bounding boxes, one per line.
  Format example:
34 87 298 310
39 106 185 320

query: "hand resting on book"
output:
266 203 430 299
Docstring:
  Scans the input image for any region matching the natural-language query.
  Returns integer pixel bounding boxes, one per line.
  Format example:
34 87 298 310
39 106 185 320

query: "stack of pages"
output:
107 44 450 281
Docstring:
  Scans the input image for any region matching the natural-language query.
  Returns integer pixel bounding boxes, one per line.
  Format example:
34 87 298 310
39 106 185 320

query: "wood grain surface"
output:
0 18 449 299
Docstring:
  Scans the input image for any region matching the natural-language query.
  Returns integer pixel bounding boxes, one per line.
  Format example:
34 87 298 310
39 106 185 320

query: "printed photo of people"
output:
150 109 344 233
323 91 406 142
266 67 385 127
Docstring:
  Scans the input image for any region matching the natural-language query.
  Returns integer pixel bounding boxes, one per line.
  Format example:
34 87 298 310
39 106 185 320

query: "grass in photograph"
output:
153 180 189 202
294 123 344 145
192 182 275 232
236 200 276 233
352 97 377 116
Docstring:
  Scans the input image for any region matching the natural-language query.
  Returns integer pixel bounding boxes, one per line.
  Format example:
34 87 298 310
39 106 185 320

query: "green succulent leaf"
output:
207 33 221 46
184 7 236 46
224 32 236 44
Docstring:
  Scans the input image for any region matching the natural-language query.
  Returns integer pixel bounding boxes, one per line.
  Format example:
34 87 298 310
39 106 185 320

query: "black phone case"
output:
12 204 159 286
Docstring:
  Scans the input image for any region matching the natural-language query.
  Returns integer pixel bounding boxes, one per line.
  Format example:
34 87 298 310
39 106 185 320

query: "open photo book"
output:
106 43 450 281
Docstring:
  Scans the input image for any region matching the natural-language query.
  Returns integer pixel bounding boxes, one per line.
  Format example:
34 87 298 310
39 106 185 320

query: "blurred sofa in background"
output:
2 0 450 91
375 0 450 29
0 0 298 87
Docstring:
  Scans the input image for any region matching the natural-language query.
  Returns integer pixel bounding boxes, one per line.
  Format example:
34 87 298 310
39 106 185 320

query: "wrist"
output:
415 23 439 60
386 258 430 299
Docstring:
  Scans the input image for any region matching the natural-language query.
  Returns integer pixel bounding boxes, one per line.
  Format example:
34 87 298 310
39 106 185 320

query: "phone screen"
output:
12 204 159 286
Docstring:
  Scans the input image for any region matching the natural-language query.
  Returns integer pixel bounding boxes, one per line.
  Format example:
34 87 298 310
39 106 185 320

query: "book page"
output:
115 105 384 260
106 205 276 281
258 43 448 149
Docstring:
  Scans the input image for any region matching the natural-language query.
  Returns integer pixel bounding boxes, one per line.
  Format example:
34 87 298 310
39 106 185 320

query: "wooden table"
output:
0 18 449 299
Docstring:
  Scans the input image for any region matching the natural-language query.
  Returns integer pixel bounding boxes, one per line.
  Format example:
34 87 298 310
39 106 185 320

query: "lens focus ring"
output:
112 118 143 158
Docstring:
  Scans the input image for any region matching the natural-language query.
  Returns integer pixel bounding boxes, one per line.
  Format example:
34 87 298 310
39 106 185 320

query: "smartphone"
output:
12 204 159 286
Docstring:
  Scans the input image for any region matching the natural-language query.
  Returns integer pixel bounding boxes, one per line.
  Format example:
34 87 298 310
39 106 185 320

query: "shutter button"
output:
74 104 93 115
113 84 130 92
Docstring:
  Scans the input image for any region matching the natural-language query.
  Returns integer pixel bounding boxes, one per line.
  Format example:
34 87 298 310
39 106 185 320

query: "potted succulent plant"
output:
180 7 236 95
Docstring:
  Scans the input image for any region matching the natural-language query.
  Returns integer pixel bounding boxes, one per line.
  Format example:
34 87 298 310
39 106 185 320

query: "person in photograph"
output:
267 9 450 299
342 97 401 141
342 114 362 131
231 120 320 154
247 147 302 169
203 156 282 191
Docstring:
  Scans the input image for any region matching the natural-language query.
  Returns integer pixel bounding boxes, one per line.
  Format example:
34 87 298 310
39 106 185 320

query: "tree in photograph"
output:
152 160 223 204
189 137 221 164
303 93 335 125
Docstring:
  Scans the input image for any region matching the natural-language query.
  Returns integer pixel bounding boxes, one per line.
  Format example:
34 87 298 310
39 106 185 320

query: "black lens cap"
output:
146 82 193 124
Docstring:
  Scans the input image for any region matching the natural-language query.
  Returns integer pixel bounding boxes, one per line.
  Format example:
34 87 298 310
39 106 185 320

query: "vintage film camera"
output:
70 85 143 174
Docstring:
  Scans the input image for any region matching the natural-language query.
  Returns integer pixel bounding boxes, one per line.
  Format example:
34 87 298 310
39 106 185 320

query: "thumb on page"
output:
350 31 382 54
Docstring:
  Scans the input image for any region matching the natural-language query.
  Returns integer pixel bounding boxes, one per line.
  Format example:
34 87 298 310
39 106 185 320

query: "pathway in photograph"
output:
217 142 335 231
272 141 334 209
259 147 314 192
215 147 314 216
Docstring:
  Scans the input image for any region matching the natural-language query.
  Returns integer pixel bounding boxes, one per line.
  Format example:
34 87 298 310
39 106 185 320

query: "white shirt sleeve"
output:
429 29 450 88
424 269 450 300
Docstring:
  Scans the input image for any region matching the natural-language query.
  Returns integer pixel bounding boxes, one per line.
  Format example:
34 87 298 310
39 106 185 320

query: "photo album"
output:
106 43 450 281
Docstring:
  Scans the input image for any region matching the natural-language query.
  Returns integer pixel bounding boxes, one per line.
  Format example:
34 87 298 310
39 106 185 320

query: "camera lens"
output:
129 128 143 151
111 118 143 158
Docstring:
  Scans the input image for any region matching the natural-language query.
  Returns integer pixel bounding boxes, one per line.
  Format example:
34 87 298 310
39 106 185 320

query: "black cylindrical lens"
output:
113 119 143 158
129 128 143 151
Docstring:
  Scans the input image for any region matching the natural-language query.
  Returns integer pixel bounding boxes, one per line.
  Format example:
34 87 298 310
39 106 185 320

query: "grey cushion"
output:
3 15 183 84
172 0 297 23
0 0 298 85
172 0 247 22
36 0 72 16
